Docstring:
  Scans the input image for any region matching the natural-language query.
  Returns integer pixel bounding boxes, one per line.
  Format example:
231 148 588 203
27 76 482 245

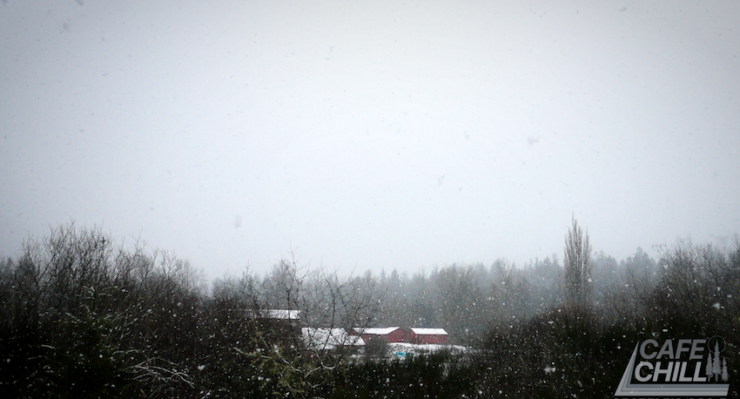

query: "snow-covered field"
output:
387 343 467 359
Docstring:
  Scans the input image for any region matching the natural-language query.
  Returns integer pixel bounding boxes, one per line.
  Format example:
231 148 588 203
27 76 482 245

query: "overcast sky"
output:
2 0 739 281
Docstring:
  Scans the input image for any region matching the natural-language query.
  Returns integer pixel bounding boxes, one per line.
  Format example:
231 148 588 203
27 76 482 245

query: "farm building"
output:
353 327 407 343
302 328 364 353
252 309 301 340
409 328 448 344
261 309 300 321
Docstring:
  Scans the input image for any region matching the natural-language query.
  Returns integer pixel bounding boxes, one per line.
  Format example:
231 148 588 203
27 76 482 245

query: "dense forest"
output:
0 223 738 398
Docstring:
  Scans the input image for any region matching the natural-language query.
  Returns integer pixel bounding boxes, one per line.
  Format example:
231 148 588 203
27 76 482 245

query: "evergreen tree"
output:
713 342 721 380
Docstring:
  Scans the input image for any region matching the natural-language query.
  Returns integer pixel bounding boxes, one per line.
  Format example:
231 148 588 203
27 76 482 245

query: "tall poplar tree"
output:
563 216 592 309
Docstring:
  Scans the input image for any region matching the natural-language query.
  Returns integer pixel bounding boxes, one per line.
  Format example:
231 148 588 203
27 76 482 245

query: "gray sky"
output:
2 0 739 282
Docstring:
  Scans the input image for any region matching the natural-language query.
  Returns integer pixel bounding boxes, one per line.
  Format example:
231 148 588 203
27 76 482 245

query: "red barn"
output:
409 328 447 345
353 327 407 343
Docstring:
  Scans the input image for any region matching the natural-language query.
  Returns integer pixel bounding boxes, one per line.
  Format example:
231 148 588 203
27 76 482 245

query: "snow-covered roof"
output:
353 327 400 335
262 309 300 320
410 328 447 335
302 328 364 350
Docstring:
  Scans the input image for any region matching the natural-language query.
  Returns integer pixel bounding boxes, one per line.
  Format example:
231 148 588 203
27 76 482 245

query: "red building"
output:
353 327 407 343
409 328 447 345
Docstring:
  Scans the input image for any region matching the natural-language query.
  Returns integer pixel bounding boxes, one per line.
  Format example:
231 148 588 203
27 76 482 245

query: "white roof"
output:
354 327 400 336
302 328 364 350
263 309 300 320
410 328 447 335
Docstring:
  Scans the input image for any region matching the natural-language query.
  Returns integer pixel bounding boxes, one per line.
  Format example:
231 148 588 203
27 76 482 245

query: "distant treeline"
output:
0 223 737 398
355 246 658 343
